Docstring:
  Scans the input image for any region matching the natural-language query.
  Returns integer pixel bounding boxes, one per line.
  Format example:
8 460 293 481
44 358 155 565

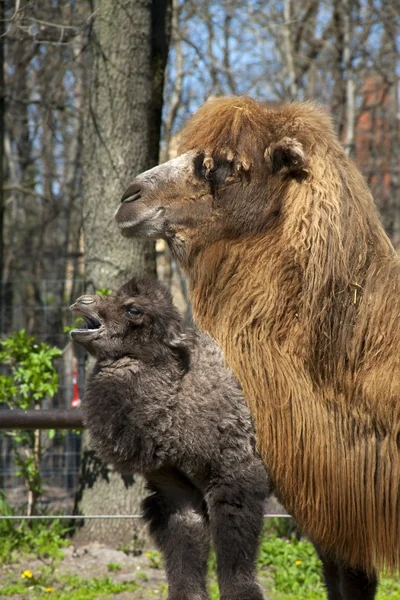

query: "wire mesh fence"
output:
0 278 86 514
0 431 82 513
0 368 83 513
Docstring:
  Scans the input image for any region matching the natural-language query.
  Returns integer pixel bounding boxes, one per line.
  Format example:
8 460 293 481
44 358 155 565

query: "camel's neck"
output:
189 235 301 342
188 228 400 395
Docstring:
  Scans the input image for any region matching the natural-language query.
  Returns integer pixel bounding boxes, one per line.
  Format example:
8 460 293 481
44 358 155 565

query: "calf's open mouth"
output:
69 304 104 335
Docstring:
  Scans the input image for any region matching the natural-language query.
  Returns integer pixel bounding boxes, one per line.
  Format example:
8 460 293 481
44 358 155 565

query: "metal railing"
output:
0 409 84 430
0 409 289 521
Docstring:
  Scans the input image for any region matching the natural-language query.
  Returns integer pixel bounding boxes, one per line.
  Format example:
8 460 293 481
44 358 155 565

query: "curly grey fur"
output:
70 278 269 600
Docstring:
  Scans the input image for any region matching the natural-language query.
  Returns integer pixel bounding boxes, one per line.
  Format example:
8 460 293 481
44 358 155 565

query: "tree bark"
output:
82 0 172 292
283 0 297 99
0 0 4 288
75 0 171 547
0 0 5 333
342 0 355 158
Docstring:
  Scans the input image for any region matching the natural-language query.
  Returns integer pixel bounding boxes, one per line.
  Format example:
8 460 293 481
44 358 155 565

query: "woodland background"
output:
1 0 400 544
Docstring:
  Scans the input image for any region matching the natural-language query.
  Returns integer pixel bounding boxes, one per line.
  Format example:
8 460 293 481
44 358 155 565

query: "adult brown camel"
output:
115 96 400 598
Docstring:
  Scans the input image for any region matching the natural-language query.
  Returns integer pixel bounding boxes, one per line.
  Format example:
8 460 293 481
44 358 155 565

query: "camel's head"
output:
114 97 330 261
70 278 188 367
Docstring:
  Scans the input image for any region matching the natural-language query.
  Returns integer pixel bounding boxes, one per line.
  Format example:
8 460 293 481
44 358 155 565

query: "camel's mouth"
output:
115 204 166 239
69 301 105 338
74 314 103 332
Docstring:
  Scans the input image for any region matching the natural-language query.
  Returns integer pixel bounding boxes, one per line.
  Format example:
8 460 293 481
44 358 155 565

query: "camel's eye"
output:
194 153 207 179
207 159 233 186
194 153 234 187
125 306 142 317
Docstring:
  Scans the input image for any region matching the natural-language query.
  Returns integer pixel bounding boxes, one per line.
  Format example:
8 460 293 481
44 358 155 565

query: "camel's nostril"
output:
121 182 142 203
79 296 96 305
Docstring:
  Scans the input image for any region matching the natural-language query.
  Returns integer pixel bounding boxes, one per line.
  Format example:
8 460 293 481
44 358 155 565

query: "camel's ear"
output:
165 326 191 372
264 137 309 177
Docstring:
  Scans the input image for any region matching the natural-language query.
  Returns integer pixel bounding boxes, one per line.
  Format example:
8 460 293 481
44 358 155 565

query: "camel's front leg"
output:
319 550 378 600
142 469 211 600
206 461 269 600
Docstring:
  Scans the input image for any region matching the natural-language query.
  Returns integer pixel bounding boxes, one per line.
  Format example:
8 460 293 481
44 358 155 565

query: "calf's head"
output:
70 278 189 367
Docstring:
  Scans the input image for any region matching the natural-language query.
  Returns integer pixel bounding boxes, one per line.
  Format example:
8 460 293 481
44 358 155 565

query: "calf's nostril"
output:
121 182 142 203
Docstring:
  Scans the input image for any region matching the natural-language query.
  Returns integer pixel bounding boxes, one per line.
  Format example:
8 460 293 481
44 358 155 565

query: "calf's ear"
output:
165 326 191 373
264 137 309 177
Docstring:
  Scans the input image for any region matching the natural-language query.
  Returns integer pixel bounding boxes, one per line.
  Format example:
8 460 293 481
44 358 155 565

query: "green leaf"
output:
0 329 63 510
96 287 111 296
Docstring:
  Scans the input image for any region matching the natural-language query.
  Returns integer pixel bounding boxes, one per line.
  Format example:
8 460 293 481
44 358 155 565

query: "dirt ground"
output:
49 543 168 594
0 542 170 599
0 540 276 599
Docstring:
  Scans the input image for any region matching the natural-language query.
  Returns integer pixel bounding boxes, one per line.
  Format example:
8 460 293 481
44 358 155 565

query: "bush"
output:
0 329 62 514
0 493 70 563
257 532 324 595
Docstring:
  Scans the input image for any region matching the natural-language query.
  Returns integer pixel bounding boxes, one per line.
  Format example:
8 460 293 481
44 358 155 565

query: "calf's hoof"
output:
168 592 209 600
220 582 264 600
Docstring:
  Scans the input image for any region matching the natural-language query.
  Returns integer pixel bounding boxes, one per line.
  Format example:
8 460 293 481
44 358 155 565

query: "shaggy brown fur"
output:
115 96 400 575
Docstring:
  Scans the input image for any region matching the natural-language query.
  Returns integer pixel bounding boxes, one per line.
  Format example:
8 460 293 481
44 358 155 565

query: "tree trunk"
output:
0 0 5 334
342 0 355 158
0 0 4 289
75 0 171 547
74 437 150 548
82 0 172 292
283 0 297 99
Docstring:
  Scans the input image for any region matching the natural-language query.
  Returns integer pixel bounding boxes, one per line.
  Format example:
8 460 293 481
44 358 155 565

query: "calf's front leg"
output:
206 462 269 600
142 469 211 600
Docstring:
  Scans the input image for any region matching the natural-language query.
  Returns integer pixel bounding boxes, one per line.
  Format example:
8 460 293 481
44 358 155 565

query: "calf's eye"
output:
126 306 141 317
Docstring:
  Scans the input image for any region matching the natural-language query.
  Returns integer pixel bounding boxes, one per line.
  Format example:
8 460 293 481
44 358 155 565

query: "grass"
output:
107 562 122 572
1 509 400 599
0 574 140 599
378 578 400 599
257 530 324 596
144 550 162 570
0 495 71 565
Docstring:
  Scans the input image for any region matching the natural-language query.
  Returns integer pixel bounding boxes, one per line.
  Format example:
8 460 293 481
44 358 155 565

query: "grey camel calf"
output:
70 277 270 600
